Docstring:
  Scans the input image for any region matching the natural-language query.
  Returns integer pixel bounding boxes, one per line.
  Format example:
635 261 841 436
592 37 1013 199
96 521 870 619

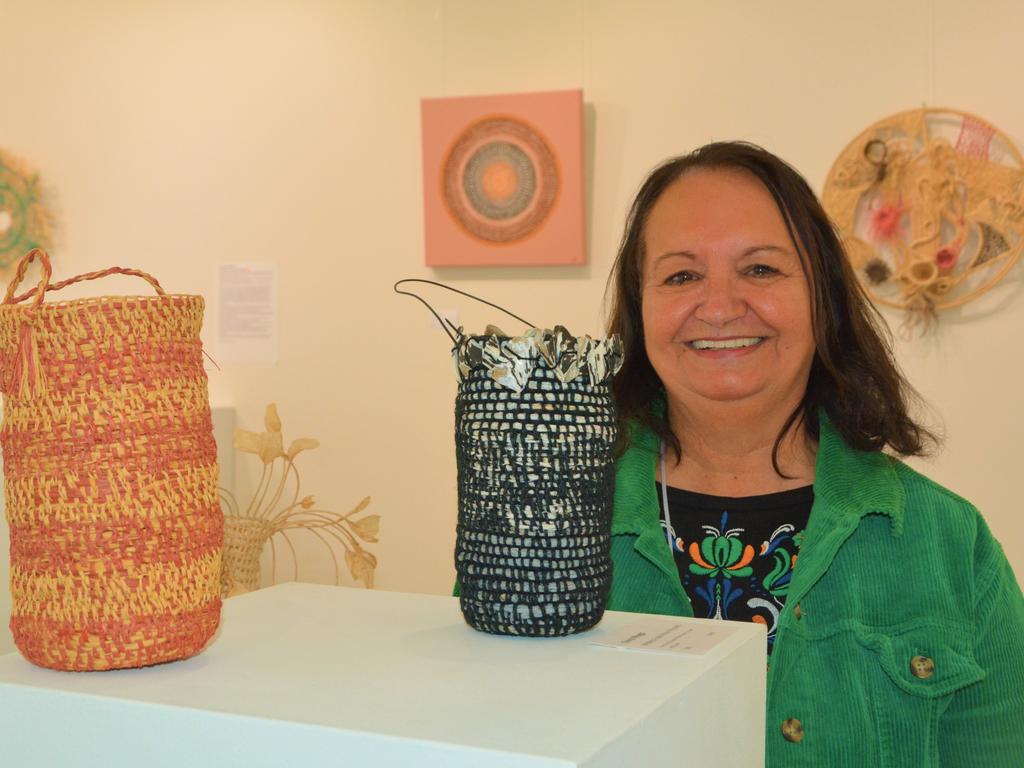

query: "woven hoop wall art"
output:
0 249 222 671
0 149 54 275
822 108 1024 329
396 281 623 636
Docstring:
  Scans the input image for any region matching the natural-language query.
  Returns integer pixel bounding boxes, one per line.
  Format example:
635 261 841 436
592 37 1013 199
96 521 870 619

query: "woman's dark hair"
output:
606 141 935 472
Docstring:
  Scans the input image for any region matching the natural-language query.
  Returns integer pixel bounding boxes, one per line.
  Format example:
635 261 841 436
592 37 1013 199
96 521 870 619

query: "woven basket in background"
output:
0 249 222 671
221 515 271 595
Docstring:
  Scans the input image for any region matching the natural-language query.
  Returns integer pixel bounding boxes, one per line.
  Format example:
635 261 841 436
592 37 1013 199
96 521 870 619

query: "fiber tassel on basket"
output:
396 280 623 637
0 248 223 671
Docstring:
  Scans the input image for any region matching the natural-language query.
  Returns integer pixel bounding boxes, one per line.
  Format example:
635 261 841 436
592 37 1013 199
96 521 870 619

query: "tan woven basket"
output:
0 249 222 671
221 515 272 595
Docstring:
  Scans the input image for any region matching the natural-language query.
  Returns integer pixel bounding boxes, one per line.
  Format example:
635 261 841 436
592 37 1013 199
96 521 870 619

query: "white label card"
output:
592 617 738 656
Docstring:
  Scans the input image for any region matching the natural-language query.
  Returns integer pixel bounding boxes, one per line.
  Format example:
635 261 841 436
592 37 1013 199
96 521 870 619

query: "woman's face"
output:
641 168 815 415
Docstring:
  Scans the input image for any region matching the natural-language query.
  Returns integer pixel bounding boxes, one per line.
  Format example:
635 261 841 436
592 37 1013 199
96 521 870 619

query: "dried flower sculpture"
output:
822 108 1024 331
219 404 378 596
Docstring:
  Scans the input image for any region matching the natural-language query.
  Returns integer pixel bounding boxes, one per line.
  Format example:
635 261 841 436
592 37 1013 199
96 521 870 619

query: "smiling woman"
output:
603 142 1024 766
608 143 931 480
641 167 816 485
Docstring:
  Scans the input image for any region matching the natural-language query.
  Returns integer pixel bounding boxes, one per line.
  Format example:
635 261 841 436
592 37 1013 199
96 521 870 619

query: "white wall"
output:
0 0 1021 617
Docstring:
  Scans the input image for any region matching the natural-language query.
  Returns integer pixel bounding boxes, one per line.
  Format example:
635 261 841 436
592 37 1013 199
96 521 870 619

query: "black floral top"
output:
657 483 813 654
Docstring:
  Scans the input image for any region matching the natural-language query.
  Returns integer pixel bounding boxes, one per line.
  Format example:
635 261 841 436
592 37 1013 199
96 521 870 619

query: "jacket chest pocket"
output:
768 623 983 767
856 623 985 767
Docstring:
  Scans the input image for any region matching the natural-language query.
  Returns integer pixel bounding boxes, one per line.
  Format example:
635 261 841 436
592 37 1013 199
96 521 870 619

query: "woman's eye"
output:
665 270 698 285
746 263 780 278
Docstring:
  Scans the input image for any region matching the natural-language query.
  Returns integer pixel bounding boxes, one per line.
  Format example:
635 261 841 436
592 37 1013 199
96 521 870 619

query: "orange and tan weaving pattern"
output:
0 248 222 671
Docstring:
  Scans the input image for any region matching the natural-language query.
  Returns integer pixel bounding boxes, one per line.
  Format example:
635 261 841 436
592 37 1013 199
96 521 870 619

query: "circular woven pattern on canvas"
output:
822 108 1024 322
0 150 54 272
443 117 559 243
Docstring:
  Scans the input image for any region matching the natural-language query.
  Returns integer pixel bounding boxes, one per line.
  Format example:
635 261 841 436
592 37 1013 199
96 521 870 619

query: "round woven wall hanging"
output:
0 149 54 274
822 108 1024 326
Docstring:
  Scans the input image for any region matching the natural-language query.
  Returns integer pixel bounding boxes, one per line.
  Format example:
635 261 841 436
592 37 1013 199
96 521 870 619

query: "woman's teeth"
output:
689 337 764 350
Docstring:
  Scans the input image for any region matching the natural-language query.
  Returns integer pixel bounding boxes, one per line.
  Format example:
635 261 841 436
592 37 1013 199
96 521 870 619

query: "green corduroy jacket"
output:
610 415 1024 766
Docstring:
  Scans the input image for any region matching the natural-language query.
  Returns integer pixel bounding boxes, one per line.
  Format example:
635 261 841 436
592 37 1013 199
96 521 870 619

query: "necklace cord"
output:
659 439 673 549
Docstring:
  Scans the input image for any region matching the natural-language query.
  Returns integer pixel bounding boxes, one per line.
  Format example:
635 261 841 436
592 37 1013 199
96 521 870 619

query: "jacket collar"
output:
612 409 906 537
813 412 906 536
611 418 661 536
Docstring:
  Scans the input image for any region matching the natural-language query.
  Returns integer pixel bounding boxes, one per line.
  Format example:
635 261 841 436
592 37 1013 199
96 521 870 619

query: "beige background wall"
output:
0 0 1021 642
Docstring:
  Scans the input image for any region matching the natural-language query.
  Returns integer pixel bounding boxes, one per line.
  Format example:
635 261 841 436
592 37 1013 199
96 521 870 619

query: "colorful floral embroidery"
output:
687 516 756 579
664 505 807 652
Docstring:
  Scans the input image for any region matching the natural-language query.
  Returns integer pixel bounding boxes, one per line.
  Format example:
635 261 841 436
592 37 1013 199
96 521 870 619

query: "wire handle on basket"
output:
393 278 535 345
3 248 166 307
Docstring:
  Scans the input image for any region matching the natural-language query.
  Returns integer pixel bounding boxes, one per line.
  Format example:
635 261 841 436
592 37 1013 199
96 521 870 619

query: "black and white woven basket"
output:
453 327 623 636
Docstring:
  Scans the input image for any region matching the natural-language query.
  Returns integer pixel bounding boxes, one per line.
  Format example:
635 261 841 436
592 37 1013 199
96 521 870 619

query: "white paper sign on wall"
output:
217 262 278 365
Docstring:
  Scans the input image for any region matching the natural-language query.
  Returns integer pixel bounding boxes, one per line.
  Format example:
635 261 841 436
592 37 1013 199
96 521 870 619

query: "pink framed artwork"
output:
421 89 585 267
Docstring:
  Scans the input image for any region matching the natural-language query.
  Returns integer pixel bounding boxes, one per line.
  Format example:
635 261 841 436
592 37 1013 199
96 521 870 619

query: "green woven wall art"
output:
0 149 54 274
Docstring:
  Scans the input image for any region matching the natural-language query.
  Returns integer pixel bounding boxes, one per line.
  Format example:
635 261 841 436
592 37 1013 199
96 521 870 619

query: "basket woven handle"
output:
3 248 167 308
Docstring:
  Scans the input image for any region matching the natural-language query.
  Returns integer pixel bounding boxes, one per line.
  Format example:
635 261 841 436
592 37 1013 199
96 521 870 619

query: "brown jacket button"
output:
911 655 935 679
793 604 803 620
781 717 804 743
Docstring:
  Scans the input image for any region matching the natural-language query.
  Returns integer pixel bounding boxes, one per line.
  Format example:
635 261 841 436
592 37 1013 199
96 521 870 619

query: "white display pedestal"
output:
0 583 766 767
